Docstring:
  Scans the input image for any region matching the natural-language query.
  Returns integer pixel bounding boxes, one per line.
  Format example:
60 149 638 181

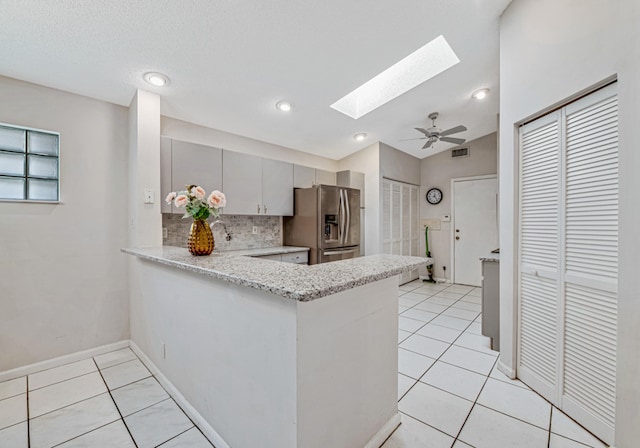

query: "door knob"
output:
455 236 460 240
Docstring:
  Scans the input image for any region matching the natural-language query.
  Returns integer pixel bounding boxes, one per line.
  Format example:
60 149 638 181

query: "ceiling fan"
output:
404 112 467 149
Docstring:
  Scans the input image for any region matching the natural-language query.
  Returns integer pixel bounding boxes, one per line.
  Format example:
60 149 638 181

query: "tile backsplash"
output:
162 213 282 251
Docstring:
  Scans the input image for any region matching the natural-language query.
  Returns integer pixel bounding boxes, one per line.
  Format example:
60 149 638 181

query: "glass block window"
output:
0 124 59 201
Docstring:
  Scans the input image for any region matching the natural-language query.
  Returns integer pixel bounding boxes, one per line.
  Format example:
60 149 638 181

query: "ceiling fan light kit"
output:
410 112 467 149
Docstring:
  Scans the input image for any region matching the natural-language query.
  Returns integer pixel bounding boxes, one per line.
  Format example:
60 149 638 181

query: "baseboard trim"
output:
0 340 129 383
129 341 230 448
497 359 516 379
364 412 401 448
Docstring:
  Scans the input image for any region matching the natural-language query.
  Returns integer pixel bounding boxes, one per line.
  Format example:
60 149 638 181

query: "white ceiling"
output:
0 0 511 160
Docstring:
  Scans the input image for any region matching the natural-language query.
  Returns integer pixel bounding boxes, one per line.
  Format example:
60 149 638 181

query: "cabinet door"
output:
315 169 336 186
222 150 262 215
172 140 222 215
262 158 293 216
160 137 172 214
293 164 315 188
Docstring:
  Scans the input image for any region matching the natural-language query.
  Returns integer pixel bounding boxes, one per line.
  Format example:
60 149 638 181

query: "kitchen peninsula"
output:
124 246 424 448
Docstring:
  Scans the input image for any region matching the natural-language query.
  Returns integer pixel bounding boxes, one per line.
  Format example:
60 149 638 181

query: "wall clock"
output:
426 188 443 205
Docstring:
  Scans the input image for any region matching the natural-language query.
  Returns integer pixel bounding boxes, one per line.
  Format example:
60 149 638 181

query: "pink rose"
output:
174 194 189 208
191 186 206 200
165 192 177 204
207 190 226 208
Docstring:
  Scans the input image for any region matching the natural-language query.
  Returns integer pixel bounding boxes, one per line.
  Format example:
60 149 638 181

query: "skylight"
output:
330 35 460 120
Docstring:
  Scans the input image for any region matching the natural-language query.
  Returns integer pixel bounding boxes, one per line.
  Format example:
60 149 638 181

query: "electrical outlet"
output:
252 226 258 234
144 189 155 204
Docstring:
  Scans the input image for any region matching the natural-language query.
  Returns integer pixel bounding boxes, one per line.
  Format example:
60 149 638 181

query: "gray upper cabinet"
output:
315 169 336 186
222 150 263 215
160 137 172 214
160 138 222 215
293 164 315 189
262 158 293 216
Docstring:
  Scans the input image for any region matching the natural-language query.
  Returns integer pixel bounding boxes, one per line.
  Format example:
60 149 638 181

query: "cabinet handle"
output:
257 204 260 214
264 205 267 214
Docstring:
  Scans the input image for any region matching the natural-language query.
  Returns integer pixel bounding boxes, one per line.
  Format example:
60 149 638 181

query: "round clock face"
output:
426 188 443 205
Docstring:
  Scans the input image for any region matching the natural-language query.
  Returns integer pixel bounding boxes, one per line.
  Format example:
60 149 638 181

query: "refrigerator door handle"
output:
344 189 350 244
323 248 358 256
339 189 346 245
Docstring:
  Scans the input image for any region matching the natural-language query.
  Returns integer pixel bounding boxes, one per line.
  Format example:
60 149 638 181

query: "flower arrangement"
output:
165 185 226 221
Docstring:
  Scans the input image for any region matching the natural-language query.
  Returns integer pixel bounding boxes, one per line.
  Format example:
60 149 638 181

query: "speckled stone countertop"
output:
218 246 309 257
123 246 426 302
479 253 500 262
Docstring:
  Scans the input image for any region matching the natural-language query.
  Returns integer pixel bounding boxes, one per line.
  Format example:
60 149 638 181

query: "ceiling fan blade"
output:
414 127 430 135
399 137 427 141
439 125 467 137
440 136 466 145
422 138 437 149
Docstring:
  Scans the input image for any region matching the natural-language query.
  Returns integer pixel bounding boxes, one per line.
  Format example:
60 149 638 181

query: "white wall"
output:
161 116 338 171
499 1 640 446
0 76 130 371
379 142 421 186
338 143 380 255
419 133 497 278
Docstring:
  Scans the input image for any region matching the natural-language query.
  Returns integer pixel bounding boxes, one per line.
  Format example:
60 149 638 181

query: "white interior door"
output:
453 177 498 286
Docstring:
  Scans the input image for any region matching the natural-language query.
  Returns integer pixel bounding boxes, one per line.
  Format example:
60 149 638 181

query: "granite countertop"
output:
480 253 500 262
123 246 426 302
218 246 309 257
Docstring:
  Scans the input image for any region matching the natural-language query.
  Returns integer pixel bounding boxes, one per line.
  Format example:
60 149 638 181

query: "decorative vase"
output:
188 219 214 256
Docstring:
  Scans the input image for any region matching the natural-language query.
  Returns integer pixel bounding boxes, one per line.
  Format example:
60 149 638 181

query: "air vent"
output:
452 147 469 158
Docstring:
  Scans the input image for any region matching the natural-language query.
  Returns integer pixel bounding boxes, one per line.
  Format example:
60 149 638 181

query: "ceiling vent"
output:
451 147 469 158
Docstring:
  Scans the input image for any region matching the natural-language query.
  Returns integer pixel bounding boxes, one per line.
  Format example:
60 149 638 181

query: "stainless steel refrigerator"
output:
284 185 360 264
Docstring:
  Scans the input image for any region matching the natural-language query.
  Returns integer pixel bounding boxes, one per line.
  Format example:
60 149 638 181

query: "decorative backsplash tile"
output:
162 213 282 251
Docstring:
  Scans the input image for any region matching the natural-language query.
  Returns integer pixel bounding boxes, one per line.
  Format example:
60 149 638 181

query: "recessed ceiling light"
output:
275 101 293 112
472 88 490 100
353 133 367 142
330 35 460 120
143 72 170 87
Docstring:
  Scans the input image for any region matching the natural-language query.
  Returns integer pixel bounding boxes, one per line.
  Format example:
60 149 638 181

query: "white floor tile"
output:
399 382 473 437
399 297 425 308
412 286 442 296
0 377 25 401
158 427 214 447
477 378 551 429
398 305 409 314
101 359 151 390
453 333 497 356
551 407 608 447
420 361 487 401
433 291 465 300
398 317 426 333
398 374 416 401
29 372 107 418
398 349 436 380
426 297 459 307
416 324 463 343
29 359 96 391
459 404 549 448
442 307 479 321
398 330 412 343
400 335 450 359
452 301 482 312
381 413 454 448
465 322 482 335
125 399 193 448
56 420 136 448
0 394 26 430
413 301 449 314
112 377 169 417
94 348 138 370
430 315 471 331
440 346 496 375
401 308 438 323
444 285 475 294
465 288 483 298
549 433 594 448
452 440 474 448
459 295 481 304
401 292 431 303
29 393 120 448
0 421 27 448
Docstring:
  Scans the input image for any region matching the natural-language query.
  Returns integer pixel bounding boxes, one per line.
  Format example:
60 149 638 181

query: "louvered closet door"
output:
383 181 391 255
518 111 562 403
561 84 618 443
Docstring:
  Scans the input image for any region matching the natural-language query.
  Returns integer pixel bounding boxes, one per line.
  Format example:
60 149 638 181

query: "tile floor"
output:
383 280 608 448
0 281 608 448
